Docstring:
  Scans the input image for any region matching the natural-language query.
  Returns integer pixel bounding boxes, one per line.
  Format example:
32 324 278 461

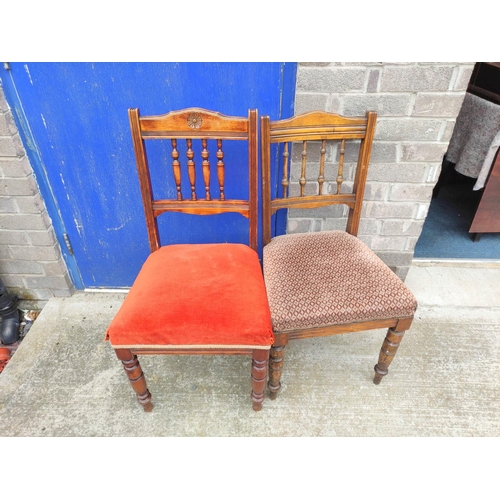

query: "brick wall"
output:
0 83 74 303
289 62 474 280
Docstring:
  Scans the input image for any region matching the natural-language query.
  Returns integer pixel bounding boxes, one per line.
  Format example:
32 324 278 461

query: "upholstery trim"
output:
109 343 271 350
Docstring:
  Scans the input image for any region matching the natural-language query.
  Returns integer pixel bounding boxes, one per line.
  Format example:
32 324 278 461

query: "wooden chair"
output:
105 108 273 412
260 110 417 398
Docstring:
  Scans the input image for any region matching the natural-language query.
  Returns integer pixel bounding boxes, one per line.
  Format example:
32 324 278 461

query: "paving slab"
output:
0 265 499 437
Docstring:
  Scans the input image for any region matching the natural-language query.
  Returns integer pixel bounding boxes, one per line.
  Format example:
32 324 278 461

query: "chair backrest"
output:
129 107 259 253
261 110 377 246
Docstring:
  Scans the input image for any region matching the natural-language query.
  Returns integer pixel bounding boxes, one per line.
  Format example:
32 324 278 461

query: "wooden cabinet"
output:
470 149 500 235
467 62 500 238
468 62 500 105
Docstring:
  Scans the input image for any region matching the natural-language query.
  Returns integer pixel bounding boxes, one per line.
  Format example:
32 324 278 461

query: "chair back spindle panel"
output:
129 108 258 253
261 111 377 245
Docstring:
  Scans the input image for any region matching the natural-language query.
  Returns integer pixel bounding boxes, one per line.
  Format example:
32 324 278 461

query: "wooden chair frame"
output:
129 107 259 253
261 110 415 398
113 107 268 412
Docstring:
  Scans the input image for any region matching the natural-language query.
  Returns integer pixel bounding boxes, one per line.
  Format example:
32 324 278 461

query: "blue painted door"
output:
1 63 296 288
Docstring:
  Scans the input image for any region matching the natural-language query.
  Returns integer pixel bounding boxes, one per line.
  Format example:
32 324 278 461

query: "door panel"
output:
3 63 296 287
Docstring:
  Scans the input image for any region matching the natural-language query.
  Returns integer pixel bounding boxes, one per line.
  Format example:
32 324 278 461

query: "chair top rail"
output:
137 107 250 139
269 111 369 142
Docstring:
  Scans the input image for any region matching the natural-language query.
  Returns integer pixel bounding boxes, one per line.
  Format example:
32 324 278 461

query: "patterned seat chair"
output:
260 110 417 399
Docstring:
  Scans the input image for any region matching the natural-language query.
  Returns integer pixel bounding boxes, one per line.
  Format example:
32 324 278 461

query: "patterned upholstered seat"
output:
263 231 417 332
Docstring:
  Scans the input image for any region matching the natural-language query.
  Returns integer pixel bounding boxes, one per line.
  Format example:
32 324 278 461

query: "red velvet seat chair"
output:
106 108 273 412
260 111 417 399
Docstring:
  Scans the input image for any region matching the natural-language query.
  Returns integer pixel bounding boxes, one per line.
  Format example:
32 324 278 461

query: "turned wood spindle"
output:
300 141 307 197
186 139 196 201
116 349 153 412
268 345 285 400
337 139 345 194
171 139 182 201
373 328 405 385
251 350 268 411
216 139 225 201
282 143 290 198
201 139 211 201
318 139 326 195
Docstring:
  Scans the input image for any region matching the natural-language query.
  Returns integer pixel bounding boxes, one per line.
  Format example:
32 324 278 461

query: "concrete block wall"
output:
289 62 475 280
0 83 74 302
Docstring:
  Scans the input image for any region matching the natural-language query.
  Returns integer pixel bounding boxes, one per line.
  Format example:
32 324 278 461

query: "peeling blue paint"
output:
3 63 296 288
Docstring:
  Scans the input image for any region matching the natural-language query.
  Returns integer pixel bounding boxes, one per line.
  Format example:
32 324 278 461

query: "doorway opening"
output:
413 62 500 262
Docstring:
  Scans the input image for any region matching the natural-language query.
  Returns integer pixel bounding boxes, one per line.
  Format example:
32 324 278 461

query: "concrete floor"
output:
0 262 499 437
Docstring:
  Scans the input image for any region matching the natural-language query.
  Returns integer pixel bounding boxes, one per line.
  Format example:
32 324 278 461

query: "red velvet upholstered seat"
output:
106 243 273 349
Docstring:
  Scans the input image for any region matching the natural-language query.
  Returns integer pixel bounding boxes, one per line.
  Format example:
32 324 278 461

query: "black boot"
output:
0 279 19 345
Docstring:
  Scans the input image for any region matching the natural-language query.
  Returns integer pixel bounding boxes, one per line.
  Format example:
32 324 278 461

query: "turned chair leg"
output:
268 344 286 400
115 348 153 412
251 349 269 411
373 328 405 385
